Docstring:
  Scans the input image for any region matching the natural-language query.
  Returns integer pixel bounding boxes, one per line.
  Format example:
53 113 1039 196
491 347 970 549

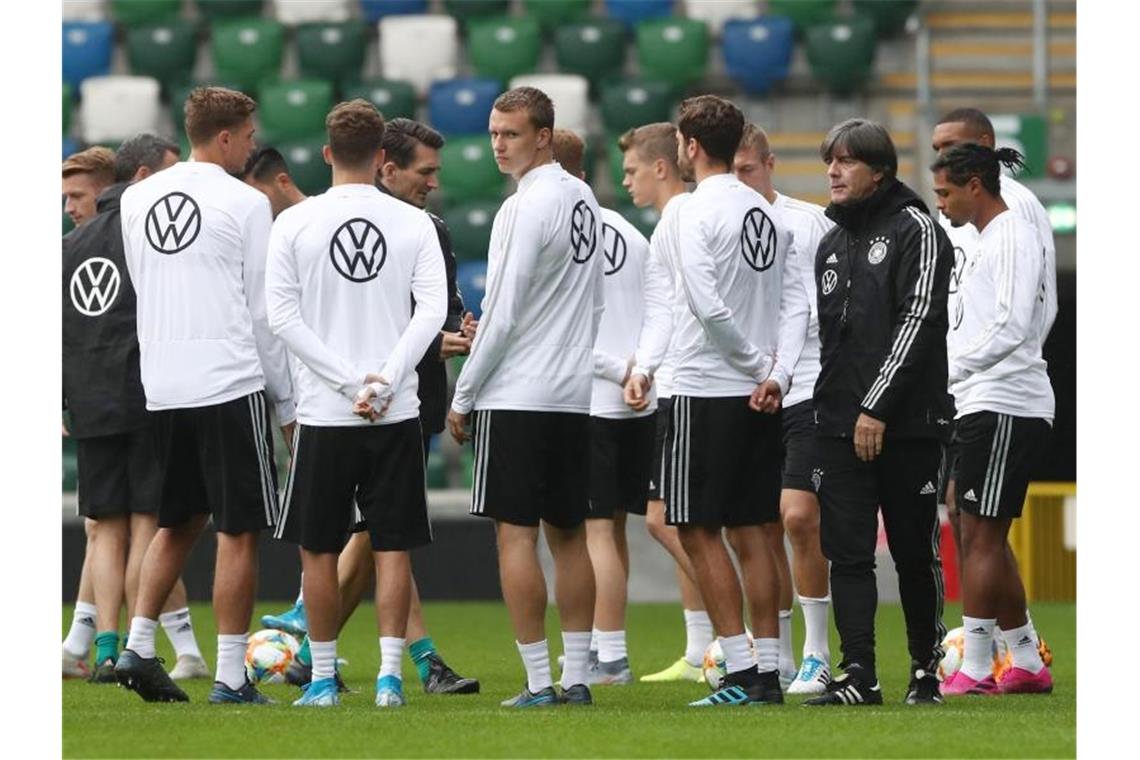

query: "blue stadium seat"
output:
63 21 114 91
62 137 79 162
604 0 674 30
360 0 428 24
721 16 795 96
428 78 501 136
456 261 489 319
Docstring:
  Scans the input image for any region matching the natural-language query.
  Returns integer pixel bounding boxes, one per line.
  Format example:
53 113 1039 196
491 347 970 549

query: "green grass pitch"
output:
63 601 1075 758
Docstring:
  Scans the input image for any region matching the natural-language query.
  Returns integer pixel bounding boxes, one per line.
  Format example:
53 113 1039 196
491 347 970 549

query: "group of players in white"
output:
61 82 1058 709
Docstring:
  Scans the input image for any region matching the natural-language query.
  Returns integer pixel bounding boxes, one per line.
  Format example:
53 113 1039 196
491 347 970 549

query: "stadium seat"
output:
805 16 877 95
110 0 181 27
600 78 672 134
604 0 674 30
509 74 590 136
521 0 591 36
443 201 500 262
126 20 198 91
63 21 114 91
196 0 264 20
720 16 795 96
80 76 162 143
258 79 334 142
295 20 367 85
63 0 106 22
271 0 352 25
456 260 489 319
63 83 73 135
341 78 417 120
468 16 542 86
428 78 501 136
636 18 709 91
607 138 627 192
438 135 504 204
379 15 459 96
211 18 284 93
617 202 660 239
360 1 429 24
767 0 836 34
426 449 447 489
554 19 628 91
278 138 332 195
681 0 757 36
63 207 76 235
852 0 918 36
442 0 509 27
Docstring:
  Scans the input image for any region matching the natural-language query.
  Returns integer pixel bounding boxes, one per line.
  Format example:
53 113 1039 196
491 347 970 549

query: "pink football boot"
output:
942 671 1001 695
999 666 1054 694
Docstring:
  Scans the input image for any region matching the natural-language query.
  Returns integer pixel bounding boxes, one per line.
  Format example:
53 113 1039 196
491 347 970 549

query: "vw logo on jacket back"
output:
330 218 387 282
601 222 627 276
69 257 121 316
740 207 777 272
570 200 597 263
145 192 201 254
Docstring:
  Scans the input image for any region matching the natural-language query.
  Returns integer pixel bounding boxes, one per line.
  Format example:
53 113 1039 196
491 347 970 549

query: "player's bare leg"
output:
780 487 833 693
761 521 796 684
585 513 632 683
373 550 413 706
725 526 781 675
543 521 595 700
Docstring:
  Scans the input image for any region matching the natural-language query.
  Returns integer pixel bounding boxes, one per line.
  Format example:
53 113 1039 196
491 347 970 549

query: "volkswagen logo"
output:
740 207 776 272
330 218 387 282
145 192 201 254
602 222 627 276
69 257 121 317
570 200 597 264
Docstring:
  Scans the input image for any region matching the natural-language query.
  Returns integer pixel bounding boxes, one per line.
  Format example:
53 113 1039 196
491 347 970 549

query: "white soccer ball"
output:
701 631 754 691
245 628 300 684
937 625 1012 681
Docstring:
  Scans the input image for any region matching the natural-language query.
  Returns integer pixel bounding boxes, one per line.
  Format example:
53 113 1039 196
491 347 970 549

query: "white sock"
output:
799 595 831 660
777 609 795 675
159 608 202 659
1003 622 1045 674
310 639 337 681
596 629 627 664
720 633 756 675
683 609 713 666
517 639 553 693
755 637 779 675
63 601 98 658
378 637 405 680
216 633 249 690
126 616 159 659
961 616 997 680
561 631 592 688
589 628 599 654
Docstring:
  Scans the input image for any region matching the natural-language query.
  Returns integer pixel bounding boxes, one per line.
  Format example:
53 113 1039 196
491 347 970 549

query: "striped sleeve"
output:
860 206 952 420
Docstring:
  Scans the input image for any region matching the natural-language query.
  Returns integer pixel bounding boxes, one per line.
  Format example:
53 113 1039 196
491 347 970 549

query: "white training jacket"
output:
265 183 446 427
590 208 671 419
633 191 690 399
451 162 605 415
120 160 295 422
947 210 1055 421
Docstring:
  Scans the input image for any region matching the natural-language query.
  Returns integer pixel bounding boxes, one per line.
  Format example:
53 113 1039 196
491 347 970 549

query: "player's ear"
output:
653 158 667 179
536 127 552 151
321 144 333 167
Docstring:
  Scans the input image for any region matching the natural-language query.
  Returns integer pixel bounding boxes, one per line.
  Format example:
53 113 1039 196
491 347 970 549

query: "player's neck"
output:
331 166 377 187
973 197 1009 233
512 150 553 182
693 160 731 185
188 148 225 169
761 185 777 205
653 180 687 213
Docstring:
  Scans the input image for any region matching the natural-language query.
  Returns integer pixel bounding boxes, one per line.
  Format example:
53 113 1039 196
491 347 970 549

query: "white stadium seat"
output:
271 0 352 25
379 15 459 96
682 0 758 36
508 74 590 137
62 0 106 22
80 76 161 143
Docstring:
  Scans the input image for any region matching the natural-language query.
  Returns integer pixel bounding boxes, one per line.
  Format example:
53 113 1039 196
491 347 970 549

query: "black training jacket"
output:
812 178 954 440
416 209 465 435
62 182 149 438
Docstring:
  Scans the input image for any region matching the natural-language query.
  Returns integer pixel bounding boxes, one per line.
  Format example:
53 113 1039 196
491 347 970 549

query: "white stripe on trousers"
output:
470 411 491 515
981 415 1013 518
668 397 690 524
273 424 302 540
247 394 276 526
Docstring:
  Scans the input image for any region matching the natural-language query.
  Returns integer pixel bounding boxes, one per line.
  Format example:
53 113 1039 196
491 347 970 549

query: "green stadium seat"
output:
278 138 332 195
617 203 660 240
196 0 264 20
258 79 334 142
600 78 672 135
554 19 627 91
341 79 417 120
468 16 542 86
443 0 509 27
211 18 284 93
439 136 503 204
852 0 918 36
607 138 626 193
63 210 75 235
126 21 197 91
635 18 709 91
805 16 877 95
63 82 72 135
521 0 591 36
110 0 181 27
767 0 838 34
295 20 367 85
443 201 500 262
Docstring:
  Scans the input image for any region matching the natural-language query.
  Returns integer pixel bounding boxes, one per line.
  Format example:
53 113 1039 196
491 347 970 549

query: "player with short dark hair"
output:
243 147 307 219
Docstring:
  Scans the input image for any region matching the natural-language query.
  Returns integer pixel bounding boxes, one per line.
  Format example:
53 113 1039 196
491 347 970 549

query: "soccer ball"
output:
937 626 1012 681
702 632 754 691
245 629 300 684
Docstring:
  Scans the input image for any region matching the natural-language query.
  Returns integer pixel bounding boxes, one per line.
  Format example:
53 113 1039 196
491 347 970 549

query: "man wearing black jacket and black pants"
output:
804 119 953 707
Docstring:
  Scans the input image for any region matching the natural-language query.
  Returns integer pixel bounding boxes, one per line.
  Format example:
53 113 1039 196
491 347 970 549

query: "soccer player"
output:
243 147 308 221
733 123 835 693
63 146 116 227
63 134 209 684
446 87 603 708
649 95 806 707
550 129 671 685
114 87 295 704
616 123 713 684
804 119 952 707
267 100 447 708
931 144 1055 695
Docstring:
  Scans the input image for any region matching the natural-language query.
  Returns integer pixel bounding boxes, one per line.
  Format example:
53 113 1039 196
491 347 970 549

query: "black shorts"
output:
589 415 656 518
469 409 590 529
951 412 1050 520
151 391 279 534
780 400 816 492
663 395 782 528
275 420 430 553
76 426 161 518
647 397 673 502
350 432 434 534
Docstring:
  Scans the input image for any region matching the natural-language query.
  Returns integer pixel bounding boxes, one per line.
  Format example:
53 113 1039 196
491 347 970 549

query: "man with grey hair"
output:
63 132 207 685
804 119 953 707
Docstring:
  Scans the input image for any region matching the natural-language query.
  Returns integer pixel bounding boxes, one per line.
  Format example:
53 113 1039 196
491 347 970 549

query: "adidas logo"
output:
826 253 839 264
177 623 192 633
79 616 95 627
919 481 936 495
969 627 988 635
963 489 978 502
1018 636 1033 645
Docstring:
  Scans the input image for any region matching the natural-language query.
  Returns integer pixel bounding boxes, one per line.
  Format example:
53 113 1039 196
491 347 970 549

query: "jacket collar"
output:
95 182 129 213
825 178 928 232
